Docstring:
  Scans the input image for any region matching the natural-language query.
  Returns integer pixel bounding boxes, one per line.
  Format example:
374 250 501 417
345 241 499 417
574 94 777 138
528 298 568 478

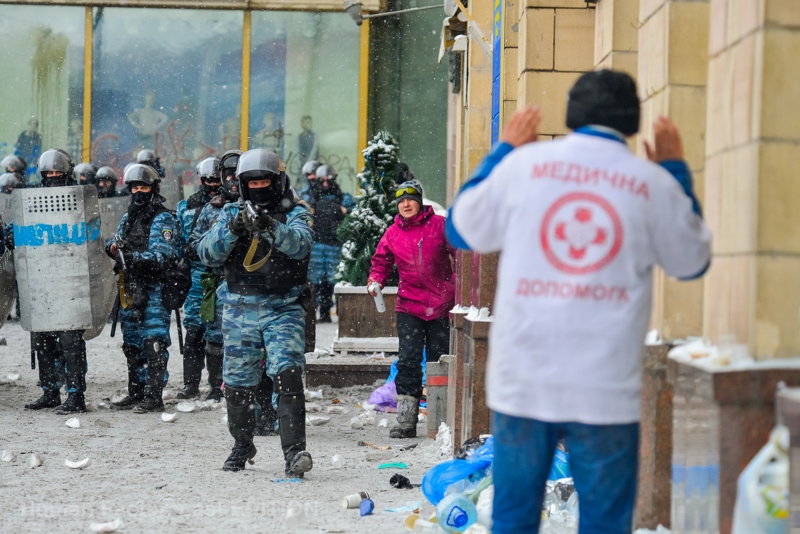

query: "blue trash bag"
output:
549 449 572 480
422 437 495 505
386 347 427 384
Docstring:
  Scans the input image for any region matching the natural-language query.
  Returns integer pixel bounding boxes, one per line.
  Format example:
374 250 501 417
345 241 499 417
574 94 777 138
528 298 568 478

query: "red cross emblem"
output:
541 192 623 275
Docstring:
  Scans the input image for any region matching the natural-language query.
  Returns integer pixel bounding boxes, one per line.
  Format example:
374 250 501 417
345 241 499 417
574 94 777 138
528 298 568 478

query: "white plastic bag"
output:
732 425 789 534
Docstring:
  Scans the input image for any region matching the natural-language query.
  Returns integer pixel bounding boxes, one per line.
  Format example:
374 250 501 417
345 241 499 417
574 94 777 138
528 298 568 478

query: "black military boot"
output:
276 367 313 478
223 385 257 472
177 326 204 399
254 375 278 437
55 331 87 415
390 395 420 439
24 390 61 410
112 344 144 410
204 342 224 402
133 338 167 414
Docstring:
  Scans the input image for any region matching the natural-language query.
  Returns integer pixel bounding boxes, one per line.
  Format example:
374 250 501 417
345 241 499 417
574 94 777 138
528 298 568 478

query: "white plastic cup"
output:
369 282 386 313
285 504 305 527
332 454 344 469
341 491 370 509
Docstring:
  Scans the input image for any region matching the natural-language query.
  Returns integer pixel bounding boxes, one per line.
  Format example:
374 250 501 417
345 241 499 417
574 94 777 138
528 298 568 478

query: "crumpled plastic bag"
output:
368 349 428 411
422 437 495 505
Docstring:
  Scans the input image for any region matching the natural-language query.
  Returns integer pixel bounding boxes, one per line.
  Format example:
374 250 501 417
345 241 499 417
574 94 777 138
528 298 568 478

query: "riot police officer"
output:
96 166 127 198
74 162 98 187
1 155 27 186
196 149 314 476
297 160 320 202
137 149 166 178
106 164 179 414
0 172 23 194
4 149 88 413
176 156 222 401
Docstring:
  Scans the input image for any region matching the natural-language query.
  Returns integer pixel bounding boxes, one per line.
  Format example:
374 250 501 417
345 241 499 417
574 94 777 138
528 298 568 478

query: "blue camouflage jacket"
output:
113 210 180 284
176 195 208 270
189 201 226 276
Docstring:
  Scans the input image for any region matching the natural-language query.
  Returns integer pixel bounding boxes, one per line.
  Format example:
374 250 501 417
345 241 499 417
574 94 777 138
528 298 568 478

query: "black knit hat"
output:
566 70 640 136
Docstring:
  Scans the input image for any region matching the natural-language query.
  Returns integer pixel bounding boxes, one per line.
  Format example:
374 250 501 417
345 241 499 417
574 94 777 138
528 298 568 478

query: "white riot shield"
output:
0 248 16 331
0 193 13 224
98 196 129 241
12 186 115 333
160 176 183 211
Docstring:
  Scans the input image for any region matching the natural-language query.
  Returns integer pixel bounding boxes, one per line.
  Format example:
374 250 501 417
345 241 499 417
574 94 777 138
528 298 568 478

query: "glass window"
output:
250 12 360 195
91 8 243 202
0 6 85 185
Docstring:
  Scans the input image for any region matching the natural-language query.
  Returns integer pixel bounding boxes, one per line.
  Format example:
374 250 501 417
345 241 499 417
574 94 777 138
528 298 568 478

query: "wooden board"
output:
335 286 398 338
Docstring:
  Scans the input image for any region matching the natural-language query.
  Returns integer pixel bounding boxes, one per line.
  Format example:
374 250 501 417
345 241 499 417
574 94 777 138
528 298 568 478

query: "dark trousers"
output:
33 330 87 394
395 312 449 399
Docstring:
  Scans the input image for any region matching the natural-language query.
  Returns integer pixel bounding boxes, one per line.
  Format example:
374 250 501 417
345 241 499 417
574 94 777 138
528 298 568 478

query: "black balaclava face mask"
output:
201 178 221 198
221 171 239 202
130 184 154 207
248 185 274 207
42 173 69 188
97 180 113 196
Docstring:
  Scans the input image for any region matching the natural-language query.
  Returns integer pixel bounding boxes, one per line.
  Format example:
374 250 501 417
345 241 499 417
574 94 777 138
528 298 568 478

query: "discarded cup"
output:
285 504 305 527
327 406 348 415
1 450 16 462
28 453 44 468
378 418 390 428
331 454 344 469
342 491 370 509
350 417 364 429
65 417 81 429
360 498 375 517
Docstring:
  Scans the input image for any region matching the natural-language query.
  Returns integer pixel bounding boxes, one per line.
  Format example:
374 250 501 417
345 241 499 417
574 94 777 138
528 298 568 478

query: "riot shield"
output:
0 248 16 331
12 186 115 333
160 176 183 211
0 193 13 224
98 196 129 240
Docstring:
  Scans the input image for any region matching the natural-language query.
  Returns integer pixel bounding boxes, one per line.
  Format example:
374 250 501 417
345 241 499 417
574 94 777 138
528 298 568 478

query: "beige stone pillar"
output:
594 0 639 77
516 0 596 136
703 0 800 359
638 0 710 341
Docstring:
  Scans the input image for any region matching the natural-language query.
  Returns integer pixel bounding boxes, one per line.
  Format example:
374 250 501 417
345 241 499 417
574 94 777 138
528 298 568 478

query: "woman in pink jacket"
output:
368 180 455 438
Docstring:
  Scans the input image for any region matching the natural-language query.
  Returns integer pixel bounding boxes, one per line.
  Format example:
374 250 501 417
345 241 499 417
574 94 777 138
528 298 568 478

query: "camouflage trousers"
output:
183 268 205 329
202 278 224 345
219 282 307 388
120 284 171 386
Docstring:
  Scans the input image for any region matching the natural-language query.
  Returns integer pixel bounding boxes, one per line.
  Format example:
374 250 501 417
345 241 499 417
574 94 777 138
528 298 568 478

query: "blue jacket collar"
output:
574 125 628 145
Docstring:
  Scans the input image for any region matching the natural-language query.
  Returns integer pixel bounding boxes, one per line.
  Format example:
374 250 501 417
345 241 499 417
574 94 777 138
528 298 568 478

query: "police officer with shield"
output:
175 156 224 401
106 164 179 414
96 167 127 198
1 155 27 186
4 149 88 414
196 149 314 477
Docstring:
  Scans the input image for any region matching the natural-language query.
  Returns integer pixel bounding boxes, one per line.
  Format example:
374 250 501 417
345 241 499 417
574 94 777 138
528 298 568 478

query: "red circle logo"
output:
540 192 623 275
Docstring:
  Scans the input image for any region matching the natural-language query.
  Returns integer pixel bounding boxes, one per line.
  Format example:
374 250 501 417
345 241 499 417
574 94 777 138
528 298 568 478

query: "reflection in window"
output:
0 6 85 185
91 8 243 201
250 12 360 195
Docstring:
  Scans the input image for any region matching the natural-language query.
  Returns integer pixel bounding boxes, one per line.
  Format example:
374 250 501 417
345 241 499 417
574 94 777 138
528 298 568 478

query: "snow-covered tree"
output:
336 131 400 286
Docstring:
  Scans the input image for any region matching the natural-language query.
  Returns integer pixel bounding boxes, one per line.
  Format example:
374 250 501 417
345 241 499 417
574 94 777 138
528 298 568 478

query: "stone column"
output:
594 0 639 77
638 0 710 341
461 317 492 443
703 0 800 358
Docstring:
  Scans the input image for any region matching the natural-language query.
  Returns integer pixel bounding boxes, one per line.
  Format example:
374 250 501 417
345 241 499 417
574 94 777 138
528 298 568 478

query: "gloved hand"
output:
229 211 248 237
122 249 135 268
254 211 276 233
3 224 14 251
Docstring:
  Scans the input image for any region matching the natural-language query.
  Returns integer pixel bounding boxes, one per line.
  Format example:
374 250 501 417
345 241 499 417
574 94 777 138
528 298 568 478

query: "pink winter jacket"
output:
369 206 456 321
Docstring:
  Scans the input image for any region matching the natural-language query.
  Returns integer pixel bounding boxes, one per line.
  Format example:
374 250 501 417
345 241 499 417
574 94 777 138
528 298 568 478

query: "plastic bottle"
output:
436 493 478 533
369 282 386 313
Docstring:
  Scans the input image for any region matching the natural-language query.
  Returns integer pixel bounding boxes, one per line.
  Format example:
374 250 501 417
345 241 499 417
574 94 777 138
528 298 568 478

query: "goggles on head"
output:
396 186 421 198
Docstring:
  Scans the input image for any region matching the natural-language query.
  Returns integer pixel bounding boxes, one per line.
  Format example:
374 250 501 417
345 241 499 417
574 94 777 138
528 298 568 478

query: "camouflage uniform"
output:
176 196 209 330
189 201 225 344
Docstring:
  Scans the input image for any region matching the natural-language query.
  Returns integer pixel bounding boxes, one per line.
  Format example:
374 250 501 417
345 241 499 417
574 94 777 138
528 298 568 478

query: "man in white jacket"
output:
447 70 712 533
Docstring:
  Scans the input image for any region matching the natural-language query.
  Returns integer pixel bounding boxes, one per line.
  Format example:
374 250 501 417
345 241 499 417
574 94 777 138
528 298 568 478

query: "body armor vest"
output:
224 209 310 296
122 203 168 254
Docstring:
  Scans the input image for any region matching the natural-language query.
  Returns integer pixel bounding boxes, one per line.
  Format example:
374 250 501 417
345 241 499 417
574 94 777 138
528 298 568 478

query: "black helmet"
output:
96 166 119 197
137 149 158 168
2 155 26 175
236 149 286 208
39 149 75 187
197 157 220 182
74 162 98 186
0 172 23 193
301 160 320 176
219 150 241 201
123 164 160 188
96 166 118 182
316 165 337 181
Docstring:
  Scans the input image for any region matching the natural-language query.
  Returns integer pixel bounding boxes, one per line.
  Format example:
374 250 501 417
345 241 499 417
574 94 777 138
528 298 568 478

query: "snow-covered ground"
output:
0 320 440 533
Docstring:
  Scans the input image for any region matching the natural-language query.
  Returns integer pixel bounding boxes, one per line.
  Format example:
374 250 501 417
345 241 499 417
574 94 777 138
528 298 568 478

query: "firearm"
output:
30 332 37 370
244 200 260 230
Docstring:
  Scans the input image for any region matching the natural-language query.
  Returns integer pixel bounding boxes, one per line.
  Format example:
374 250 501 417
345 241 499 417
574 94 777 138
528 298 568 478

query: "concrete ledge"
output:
333 336 399 356
334 286 399 295
306 362 393 388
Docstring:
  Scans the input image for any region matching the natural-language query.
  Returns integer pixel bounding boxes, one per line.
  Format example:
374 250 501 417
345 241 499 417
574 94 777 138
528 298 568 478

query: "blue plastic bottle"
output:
436 493 478 533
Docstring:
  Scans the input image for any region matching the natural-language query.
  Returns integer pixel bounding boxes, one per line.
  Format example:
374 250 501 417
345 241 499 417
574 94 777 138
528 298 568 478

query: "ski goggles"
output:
396 186 421 198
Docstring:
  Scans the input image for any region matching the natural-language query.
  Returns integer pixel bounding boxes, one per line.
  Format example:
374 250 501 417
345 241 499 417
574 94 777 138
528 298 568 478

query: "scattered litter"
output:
110 394 126 404
358 441 390 450
404 514 421 530
342 491 370 509
327 406 348 415
28 453 44 468
6 372 19 381
65 417 81 429
410 518 439 532
370 352 386 360
65 457 91 470
365 451 394 462
332 398 341 404
176 401 196 413
305 389 323 401
359 498 375 517
97 402 111 410
437 492 478 533
161 413 178 423
155 484 167 490
84 402 98 412
285 504 306 527
1 450 16 462
350 417 363 429
331 454 344 469
307 415 330 426
161 390 177 401
378 462 408 470
386 501 422 513
274 478 303 484
394 443 419 452
89 519 124 533
434 422 453 460
306 403 322 413
378 418 390 428
390 473 414 489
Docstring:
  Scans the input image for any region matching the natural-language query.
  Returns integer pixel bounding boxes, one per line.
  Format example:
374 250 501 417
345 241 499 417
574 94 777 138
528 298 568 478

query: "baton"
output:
175 309 184 355
110 294 121 337
30 332 35 370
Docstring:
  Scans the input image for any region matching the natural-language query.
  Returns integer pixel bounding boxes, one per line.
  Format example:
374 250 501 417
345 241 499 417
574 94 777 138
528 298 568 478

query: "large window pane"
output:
91 8 243 201
0 6 85 185
250 12 360 195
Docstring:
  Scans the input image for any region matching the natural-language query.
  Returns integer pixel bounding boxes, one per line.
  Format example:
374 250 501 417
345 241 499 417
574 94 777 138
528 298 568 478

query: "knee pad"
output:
276 367 304 418
185 326 205 347
225 384 255 408
205 342 223 357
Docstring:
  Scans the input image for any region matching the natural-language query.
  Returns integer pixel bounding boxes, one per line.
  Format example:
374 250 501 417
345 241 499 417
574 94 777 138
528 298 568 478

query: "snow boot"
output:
276 367 313 478
113 344 144 410
223 385 257 471
55 392 86 414
24 390 61 410
204 342 224 402
254 375 278 437
133 338 167 414
390 395 420 439
177 326 204 399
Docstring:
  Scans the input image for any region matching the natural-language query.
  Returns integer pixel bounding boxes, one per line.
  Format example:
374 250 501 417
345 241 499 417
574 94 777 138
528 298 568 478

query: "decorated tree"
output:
336 131 400 286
